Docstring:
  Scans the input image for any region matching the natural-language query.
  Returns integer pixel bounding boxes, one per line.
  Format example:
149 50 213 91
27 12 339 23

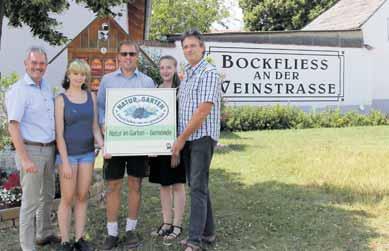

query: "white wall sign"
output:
105 88 176 156
208 46 345 103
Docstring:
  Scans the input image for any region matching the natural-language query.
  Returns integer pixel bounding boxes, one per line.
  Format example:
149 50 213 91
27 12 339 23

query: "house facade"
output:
0 0 151 88
156 0 389 112
2 0 389 113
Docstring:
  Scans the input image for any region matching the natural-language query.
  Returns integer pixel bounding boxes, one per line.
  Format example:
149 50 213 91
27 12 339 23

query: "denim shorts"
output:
55 151 95 166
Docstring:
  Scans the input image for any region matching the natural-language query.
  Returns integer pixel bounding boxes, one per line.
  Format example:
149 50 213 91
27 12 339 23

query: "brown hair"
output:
159 55 180 88
180 29 205 55
117 40 140 54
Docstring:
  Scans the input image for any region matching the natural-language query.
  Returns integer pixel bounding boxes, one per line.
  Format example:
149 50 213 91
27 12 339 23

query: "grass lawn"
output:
2 126 389 250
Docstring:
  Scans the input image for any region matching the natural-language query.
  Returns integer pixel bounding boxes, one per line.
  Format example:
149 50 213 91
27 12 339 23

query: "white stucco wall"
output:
0 1 128 88
147 41 372 111
142 2 389 112
3 1 388 113
360 1 389 110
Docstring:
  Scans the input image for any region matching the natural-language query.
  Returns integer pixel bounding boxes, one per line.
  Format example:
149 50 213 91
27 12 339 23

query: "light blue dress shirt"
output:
97 68 155 125
5 74 55 143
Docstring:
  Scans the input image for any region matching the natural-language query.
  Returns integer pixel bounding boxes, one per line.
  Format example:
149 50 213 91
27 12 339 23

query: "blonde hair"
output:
63 59 91 90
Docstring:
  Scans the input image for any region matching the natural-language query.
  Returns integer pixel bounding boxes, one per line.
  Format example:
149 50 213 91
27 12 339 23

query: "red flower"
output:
3 172 20 190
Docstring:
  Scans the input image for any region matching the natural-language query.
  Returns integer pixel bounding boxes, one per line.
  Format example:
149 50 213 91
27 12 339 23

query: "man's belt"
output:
23 140 55 147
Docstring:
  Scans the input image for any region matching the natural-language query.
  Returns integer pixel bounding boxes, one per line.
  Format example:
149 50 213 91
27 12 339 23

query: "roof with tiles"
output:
304 0 387 31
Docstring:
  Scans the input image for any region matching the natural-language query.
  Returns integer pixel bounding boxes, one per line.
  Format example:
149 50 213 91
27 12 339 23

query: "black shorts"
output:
103 156 149 180
149 155 186 186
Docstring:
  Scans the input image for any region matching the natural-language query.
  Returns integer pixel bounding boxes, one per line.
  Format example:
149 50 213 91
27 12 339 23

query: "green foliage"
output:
1 0 128 46
0 73 19 150
138 51 162 85
0 72 18 89
223 105 389 131
3 0 69 45
74 0 128 17
0 123 12 150
150 0 229 40
239 0 339 31
4 127 389 249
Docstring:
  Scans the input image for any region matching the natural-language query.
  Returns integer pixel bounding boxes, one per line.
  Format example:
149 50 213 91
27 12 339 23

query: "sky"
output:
212 0 244 31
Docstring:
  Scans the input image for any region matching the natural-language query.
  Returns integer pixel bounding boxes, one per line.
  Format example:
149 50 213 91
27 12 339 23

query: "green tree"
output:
0 0 128 48
239 0 339 31
150 0 229 40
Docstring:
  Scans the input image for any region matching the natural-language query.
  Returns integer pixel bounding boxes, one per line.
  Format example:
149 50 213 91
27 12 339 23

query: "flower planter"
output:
0 148 106 229
0 180 104 229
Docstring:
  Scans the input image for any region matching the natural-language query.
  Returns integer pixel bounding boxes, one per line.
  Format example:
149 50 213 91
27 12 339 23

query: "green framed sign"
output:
105 88 176 156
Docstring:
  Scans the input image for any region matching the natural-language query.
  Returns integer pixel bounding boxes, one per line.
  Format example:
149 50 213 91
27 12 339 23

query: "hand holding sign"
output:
171 137 185 168
105 88 176 156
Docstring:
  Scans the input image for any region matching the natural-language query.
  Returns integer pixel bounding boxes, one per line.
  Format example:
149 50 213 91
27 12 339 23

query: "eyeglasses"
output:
119 51 137 57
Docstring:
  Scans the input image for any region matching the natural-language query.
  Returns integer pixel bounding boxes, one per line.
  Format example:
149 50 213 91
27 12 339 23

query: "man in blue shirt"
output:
172 29 221 251
6 47 59 251
97 40 155 250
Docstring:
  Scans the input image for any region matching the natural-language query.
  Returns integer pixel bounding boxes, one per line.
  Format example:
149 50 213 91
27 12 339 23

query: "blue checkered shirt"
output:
178 59 221 142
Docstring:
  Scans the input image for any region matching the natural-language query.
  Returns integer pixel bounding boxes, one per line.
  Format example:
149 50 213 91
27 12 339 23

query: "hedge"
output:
222 105 389 131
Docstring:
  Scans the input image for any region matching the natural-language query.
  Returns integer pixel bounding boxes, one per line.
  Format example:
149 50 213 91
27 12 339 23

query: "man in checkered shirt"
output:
172 29 221 251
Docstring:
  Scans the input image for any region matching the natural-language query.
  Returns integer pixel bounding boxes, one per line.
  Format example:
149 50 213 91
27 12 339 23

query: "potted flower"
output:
0 171 22 209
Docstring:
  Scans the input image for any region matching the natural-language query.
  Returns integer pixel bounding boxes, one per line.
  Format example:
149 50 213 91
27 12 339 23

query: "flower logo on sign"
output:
113 95 169 126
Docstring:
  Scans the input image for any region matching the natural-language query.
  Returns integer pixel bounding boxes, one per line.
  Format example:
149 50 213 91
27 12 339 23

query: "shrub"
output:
0 73 19 150
222 105 389 131
138 48 162 85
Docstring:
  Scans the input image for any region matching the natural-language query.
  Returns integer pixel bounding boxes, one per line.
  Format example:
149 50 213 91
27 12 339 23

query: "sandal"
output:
165 225 182 240
150 223 173 237
163 225 183 245
180 238 188 246
183 242 202 251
